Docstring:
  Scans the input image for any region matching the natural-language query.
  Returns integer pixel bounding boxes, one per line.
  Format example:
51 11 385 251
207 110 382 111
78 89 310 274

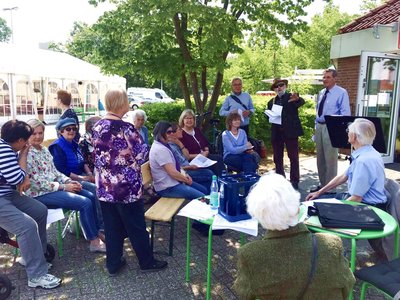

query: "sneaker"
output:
28 274 61 289
108 257 127 277
18 257 53 270
89 241 106 253
140 259 168 273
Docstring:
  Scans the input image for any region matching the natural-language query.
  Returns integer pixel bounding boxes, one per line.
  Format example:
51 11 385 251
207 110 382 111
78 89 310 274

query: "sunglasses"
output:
64 126 78 132
276 83 285 88
166 130 176 135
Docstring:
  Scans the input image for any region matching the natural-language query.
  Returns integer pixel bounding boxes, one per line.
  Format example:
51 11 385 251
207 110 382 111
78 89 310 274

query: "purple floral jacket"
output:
92 119 149 203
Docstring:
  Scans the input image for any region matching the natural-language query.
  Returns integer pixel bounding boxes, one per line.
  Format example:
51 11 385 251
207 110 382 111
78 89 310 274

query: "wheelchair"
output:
0 227 55 299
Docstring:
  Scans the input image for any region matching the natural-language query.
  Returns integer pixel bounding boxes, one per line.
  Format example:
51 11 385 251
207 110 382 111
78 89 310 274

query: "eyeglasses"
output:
64 126 78 132
184 117 194 120
166 130 176 135
232 83 242 86
276 83 285 88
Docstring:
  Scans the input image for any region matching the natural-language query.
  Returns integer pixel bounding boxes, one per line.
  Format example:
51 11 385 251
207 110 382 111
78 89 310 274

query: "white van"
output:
127 88 174 104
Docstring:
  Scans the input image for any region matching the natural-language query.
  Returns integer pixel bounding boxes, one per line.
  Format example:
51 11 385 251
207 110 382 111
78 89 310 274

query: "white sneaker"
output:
28 273 61 289
18 257 53 269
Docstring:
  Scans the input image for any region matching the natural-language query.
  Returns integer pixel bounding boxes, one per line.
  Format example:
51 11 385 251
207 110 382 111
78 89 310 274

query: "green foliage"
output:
0 18 11 42
67 0 317 120
142 94 317 153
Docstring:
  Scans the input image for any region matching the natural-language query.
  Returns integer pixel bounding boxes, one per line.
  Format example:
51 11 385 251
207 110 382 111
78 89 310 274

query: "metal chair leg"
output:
150 221 155 252
57 220 63 257
360 282 368 300
169 217 175 256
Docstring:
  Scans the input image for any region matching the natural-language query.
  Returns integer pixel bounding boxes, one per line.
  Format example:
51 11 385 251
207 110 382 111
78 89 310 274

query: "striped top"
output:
0 139 26 196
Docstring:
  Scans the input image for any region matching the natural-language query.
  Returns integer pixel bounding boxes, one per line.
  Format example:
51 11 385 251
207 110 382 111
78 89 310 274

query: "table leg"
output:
394 224 399 259
206 224 213 300
348 238 356 300
240 233 245 246
186 218 191 282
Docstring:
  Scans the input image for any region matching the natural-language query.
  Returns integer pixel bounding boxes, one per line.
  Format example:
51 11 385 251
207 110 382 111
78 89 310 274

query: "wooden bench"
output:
141 161 185 256
42 138 56 148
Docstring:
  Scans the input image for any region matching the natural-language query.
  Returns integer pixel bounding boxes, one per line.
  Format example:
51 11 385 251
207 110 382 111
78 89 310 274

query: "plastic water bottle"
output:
210 175 219 212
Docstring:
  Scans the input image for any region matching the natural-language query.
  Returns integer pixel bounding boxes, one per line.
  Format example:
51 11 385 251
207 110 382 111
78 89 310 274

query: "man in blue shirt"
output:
306 118 386 207
219 77 255 135
313 69 350 191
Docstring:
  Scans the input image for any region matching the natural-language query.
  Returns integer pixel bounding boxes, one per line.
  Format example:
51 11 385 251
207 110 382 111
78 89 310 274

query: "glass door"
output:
357 51 400 163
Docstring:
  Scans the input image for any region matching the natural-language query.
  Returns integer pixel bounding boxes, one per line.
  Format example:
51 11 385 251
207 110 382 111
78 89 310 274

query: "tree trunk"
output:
180 70 191 109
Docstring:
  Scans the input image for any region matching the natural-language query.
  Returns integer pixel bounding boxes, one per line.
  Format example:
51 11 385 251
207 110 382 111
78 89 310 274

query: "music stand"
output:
325 115 386 153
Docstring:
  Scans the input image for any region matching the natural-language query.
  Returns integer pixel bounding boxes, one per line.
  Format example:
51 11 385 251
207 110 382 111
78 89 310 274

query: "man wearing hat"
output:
219 77 255 135
267 78 304 189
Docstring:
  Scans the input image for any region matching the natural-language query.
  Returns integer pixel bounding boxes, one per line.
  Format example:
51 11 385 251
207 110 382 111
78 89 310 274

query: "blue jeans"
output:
100 200 154 272
187 168 214 194
37 189 101 241
224 153 258 173
81 181 104 231
0 191 48 280
157 182 206 199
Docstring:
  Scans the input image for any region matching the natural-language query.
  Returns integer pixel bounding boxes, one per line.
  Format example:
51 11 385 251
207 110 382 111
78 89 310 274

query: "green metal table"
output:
185 217 246 300
302 201 399 300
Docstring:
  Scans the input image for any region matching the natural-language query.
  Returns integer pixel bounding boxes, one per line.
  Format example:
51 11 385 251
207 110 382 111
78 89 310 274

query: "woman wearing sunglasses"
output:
49 118 104 233
149 121 207 200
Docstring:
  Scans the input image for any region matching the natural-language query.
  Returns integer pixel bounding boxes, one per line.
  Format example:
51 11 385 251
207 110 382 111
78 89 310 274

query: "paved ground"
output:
0 154 398 299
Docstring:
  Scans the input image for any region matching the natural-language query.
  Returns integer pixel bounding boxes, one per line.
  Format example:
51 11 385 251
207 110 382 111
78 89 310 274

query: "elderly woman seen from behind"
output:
92 89 167 276
24 119 105 253
234 173 355 299
132 109 149 145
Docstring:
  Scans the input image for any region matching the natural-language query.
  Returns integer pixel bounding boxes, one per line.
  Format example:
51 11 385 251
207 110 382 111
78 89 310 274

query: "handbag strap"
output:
297 234 318 300
230 95 248 110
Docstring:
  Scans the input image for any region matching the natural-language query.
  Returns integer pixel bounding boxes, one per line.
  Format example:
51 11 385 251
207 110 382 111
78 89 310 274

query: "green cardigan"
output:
233 223 355 300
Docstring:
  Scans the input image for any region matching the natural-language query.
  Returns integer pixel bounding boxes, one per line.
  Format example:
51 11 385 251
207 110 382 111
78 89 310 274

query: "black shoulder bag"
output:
297 234 318 300
230 95 248 110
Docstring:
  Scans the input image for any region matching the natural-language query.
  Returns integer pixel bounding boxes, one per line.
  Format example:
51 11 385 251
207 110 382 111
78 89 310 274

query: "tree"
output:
0 18 11 43
360 0 386 14
74 0 316 126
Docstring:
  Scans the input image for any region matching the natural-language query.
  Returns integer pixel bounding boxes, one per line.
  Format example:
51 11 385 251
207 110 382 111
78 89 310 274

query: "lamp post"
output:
3 6 18 43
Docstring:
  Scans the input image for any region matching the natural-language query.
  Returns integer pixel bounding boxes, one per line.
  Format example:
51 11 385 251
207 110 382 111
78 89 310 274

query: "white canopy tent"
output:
0 43 126 123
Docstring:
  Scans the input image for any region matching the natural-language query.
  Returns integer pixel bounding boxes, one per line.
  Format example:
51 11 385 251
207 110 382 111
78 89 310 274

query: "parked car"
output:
128 95 145 110
127 88 174 104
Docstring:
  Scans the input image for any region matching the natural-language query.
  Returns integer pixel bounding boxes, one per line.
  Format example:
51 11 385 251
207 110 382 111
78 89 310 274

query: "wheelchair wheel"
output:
44 244 55 262
0 274 13 300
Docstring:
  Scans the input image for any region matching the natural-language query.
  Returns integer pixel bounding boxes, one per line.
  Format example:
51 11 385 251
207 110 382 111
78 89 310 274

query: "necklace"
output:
106 112 122 119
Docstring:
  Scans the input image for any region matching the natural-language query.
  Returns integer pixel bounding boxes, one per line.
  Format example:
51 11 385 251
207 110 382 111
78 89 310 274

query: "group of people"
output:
0 70 388 297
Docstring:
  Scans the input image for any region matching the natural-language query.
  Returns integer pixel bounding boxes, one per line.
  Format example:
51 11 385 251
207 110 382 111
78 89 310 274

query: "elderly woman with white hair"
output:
132 109 149 145
306 118 387 207
234 173 355 299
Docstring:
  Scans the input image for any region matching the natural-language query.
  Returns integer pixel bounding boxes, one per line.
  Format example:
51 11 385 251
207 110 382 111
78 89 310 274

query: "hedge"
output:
140 95 317 154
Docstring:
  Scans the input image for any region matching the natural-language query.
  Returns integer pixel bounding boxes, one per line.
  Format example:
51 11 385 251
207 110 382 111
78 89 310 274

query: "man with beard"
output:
267 78 305 190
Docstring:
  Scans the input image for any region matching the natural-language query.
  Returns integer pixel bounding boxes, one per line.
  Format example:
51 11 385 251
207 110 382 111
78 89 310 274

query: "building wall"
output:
336 56 360 115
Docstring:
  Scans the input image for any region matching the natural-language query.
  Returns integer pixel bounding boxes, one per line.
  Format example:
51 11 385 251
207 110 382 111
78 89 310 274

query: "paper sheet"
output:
212 214 258 236
237 108 245 122
177 199 215 221
264 104 283 125
189 154 217 167
47 208 65 224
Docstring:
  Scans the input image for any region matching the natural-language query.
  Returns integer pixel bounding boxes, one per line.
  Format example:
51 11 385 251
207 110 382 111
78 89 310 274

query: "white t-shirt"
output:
149 140 179 192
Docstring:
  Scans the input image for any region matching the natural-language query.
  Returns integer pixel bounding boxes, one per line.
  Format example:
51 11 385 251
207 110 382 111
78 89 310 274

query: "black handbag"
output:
313 202 385 230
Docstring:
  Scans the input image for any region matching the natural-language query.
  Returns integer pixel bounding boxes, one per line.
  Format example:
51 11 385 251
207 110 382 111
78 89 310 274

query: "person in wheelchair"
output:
222 112 259 173
0 120 61 289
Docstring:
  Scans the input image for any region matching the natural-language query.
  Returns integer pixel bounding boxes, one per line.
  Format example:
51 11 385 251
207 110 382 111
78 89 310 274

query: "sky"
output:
0 0 365 48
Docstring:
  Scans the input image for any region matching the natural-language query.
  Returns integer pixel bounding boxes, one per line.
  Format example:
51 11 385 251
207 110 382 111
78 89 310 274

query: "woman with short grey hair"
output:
234 173 355 299
132 109 149 144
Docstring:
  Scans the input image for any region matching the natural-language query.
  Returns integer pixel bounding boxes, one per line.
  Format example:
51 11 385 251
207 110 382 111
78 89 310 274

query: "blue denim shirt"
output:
346 145 387 205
